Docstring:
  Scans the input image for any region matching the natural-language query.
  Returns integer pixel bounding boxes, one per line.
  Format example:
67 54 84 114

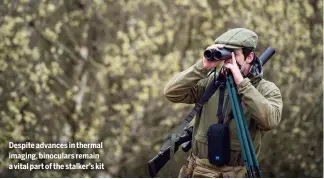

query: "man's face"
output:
224 48 253 76
232 48 246 66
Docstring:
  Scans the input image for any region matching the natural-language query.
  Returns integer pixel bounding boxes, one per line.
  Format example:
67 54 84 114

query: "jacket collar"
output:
246 56 263 86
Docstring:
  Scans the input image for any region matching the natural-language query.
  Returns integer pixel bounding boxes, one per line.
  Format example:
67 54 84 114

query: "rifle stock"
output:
147 126 193 178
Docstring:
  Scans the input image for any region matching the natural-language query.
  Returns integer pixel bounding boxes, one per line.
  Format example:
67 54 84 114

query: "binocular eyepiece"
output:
204 48 232 61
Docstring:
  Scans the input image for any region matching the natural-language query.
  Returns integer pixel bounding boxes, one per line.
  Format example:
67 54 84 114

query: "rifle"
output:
147 126 193 178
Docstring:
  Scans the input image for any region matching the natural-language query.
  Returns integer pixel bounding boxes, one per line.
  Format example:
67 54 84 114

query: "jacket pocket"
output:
192 165 221 178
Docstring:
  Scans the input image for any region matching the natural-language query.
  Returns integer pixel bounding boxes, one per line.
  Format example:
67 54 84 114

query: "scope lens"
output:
204 50 213 59
214 51 222 59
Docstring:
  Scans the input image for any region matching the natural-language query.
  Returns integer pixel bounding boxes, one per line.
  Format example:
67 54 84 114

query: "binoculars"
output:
204 48 232 61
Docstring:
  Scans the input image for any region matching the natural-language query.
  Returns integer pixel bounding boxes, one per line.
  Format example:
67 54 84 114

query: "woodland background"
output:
0 0 322 177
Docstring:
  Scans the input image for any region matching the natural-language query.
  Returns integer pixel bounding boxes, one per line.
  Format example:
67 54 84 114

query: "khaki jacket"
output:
164 59 283 175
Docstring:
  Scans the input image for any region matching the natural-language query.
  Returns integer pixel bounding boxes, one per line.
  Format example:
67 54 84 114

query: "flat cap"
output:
215 28 258 50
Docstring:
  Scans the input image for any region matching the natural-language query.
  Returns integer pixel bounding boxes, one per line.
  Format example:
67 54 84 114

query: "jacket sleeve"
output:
163 59 211 104
237 78 283 131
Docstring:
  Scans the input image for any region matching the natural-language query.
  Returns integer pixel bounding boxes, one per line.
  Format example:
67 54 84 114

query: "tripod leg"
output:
225 77 252 176
236 96 261 177
227 75 261 177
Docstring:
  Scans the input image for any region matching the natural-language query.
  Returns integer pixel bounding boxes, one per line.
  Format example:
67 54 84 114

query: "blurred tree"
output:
0 0 322 177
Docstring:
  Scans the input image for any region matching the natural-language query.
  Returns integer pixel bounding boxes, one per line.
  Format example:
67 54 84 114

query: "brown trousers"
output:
178 154 246 178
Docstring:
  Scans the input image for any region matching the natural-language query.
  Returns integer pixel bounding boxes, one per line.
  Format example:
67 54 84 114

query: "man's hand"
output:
202 44 224 70
224 52 244 85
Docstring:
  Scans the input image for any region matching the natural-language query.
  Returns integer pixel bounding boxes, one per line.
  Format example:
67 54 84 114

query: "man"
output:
164 28 283 177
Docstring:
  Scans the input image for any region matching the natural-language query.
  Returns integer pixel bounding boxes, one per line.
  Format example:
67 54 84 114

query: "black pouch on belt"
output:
207 123 230 166
207 82 230 166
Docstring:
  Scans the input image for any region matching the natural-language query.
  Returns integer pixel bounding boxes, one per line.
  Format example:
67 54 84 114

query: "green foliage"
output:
0 0 322 177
